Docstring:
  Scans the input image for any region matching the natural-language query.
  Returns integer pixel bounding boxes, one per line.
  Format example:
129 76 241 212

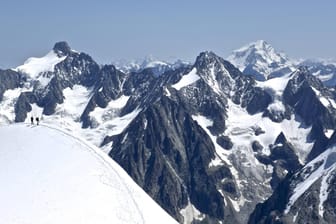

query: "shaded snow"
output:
0 124 177 224
172 68 200 90
0 88 22 123
180 200 205 224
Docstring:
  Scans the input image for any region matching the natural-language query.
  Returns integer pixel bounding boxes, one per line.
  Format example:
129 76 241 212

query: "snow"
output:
91 97 129 119
311 86 336 109
58 85 93 121
191 114 249 210
319 168 334 217
13 87 138 150
192 114 230 162
325 129 334 138
225 99 313 164
164 87 171 97
90 95 130 124
0 88 22 123
256 74 290 114
93 108 141 143
180 200 205 224
203 65 222 95
15 51 66 79
227 40 295 80
0 124 177 224
172 68 200 90
285 145 336 215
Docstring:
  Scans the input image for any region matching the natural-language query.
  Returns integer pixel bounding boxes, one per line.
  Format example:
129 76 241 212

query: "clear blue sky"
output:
0 0 335 68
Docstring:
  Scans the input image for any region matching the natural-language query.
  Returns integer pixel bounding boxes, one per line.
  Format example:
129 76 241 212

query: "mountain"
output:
249 134 336 224
1 41 336 223
299 59 336 87
227 40 295 81
0 124 177 224
114 56 190 76
227 40 336 87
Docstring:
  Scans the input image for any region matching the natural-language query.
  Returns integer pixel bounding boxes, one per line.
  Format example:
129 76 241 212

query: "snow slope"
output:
172 68 200 90
14 51 66 79
0 124 177 224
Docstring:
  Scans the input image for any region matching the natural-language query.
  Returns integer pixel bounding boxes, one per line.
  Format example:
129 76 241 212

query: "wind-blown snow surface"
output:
0 124 177 224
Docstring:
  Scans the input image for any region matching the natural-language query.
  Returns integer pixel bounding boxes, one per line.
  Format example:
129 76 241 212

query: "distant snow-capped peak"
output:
227 40 295 81
114 56 190 76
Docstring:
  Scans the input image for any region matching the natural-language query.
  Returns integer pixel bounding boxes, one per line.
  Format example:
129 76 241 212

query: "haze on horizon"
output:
0 0 335 68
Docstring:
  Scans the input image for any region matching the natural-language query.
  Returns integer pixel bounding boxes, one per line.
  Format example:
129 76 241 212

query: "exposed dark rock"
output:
108 96 231 222
252 141 263 152
53 41 72 57
14 92 37 122
216 136 233 150
0 69 23 101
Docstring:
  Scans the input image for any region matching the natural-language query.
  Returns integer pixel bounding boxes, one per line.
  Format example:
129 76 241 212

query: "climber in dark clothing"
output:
31 116 34 125
36 117 39 125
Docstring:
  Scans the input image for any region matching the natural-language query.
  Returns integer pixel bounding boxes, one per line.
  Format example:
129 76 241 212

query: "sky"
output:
0 0 335 68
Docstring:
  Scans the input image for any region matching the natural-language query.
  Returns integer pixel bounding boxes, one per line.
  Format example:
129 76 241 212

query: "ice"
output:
172 68 200 90
0 124 177 224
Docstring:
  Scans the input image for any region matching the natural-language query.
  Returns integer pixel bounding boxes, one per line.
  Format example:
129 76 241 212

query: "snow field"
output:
0 124 177 224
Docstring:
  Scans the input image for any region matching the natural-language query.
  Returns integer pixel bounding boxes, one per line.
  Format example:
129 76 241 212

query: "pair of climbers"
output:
30 116 40 125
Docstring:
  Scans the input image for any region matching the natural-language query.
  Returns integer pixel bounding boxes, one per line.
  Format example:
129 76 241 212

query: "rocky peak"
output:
53 41 72 57
194 51 222 67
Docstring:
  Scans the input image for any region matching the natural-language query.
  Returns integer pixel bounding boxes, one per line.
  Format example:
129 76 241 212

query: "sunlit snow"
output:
172 68 200 90
0 124 177 224
15 51 66 79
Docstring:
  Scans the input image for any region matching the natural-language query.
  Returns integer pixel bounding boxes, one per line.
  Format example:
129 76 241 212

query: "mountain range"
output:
0 40 336 223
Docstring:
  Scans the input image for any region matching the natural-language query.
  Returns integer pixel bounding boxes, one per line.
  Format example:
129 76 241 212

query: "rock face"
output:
0 69 23 100
1 42 336 224
249 140 336 224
